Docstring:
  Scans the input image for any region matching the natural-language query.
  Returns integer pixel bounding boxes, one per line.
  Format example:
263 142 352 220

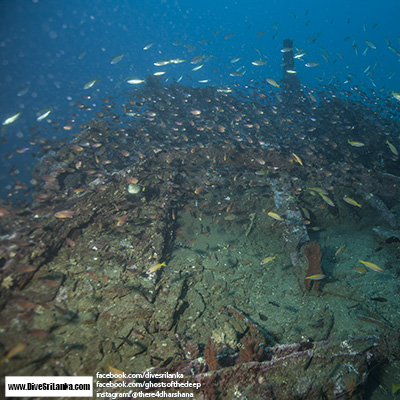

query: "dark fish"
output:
370 297 387 302
269 301 280 307
259 313 268 321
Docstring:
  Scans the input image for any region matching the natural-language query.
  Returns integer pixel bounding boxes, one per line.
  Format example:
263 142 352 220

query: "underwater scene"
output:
1 0 400 399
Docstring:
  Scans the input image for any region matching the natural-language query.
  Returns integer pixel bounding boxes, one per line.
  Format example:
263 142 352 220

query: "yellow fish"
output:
335 244 346 256
292 153 303 166
392 91 400 101
305 274 326 280
319 193 335 207
266 78 280 88
357 259 384 273
348 140 365 147
343 197 362 207
267 211 284 221
386 140 398 156
0 342 27 364
146 261 166 275
307 187 328 195
108 360 124 375
260 256 276 265
392 383 400 395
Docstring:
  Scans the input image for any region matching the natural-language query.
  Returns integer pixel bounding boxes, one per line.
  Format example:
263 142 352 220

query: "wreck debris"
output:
281 38 302 103
204 337 220 371
304 241 323 292
238 335 264 364
119 333 400 400
0 52 400 398
361 191 400 229
245 212 256 237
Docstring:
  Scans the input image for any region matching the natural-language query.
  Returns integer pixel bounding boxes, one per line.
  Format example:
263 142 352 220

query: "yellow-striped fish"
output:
343 197 362 207
386 140 398 156
266 78 280 88
392 91 400 101
260 256 276 265
357 259 384 273
267 211 284 221
146 261 166 275
348 140 365 147
335 244 346 256
319 193 335 207
307 187 328 195
305 274 326 280
292 153 303 166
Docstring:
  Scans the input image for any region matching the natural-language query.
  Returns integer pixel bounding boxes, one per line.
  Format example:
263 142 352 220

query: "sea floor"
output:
1 174 399 398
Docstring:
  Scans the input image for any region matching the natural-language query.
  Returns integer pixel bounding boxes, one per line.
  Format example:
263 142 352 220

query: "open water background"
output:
0 0 399 198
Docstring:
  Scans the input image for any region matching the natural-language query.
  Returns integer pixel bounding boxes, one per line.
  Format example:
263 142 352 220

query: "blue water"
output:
0 0 399 199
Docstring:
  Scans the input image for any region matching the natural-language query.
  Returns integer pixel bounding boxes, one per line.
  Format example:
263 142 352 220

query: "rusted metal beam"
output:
282 39 301 102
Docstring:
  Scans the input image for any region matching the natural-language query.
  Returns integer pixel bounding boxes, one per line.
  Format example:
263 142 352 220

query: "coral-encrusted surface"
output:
1 85 400 398
304 241 322 291
102 333 399 399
